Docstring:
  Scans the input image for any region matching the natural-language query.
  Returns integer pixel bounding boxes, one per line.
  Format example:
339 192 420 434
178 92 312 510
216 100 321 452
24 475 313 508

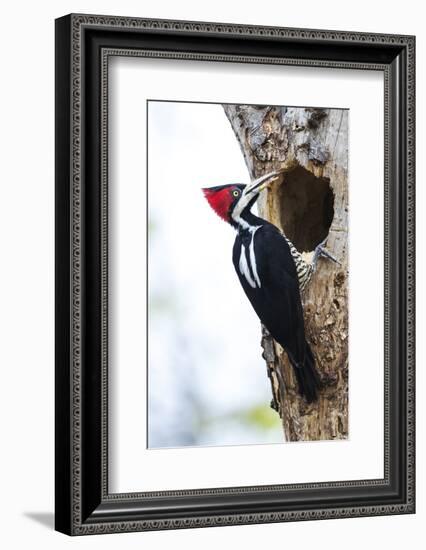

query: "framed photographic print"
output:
55 14 415 535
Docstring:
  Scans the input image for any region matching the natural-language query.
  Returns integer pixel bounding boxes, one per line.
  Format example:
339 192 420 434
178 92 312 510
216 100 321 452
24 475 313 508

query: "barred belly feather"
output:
283 235 313 292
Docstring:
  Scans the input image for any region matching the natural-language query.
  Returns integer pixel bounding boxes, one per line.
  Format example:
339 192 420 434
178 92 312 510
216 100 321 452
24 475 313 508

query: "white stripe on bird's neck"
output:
231 189 255 230
231 172 275 230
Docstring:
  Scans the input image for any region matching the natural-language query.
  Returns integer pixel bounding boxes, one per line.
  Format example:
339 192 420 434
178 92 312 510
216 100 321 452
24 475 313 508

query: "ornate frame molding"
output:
55 14 415 535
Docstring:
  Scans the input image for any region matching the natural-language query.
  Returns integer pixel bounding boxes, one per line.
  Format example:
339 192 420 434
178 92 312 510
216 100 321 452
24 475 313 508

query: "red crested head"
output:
202 172 281 227
202 184 245 223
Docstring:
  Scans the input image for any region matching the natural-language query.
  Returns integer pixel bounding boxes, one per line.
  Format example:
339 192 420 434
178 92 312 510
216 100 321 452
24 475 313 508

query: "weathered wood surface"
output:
224 105 349 441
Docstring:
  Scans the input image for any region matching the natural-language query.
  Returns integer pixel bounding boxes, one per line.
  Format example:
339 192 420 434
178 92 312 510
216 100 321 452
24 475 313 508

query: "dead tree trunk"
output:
224 105 349 442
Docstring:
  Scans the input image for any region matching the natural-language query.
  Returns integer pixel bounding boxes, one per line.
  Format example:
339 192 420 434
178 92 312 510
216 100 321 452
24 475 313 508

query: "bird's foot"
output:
312 237 340 273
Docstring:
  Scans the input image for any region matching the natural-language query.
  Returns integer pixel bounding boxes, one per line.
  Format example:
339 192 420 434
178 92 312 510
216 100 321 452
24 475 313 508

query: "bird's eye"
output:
232 190 240 197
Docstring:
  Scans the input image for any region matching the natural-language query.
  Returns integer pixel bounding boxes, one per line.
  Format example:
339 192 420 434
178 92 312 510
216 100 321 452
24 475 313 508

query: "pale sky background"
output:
147 101 283 448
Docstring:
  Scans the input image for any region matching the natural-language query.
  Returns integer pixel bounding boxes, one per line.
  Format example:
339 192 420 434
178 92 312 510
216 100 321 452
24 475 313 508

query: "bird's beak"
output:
245 171 281 195
258 178 278 192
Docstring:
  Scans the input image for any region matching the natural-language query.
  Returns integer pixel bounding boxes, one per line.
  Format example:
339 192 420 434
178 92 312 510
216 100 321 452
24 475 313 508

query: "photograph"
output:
147 100 349 448
53 11 414 537
0 0 418 544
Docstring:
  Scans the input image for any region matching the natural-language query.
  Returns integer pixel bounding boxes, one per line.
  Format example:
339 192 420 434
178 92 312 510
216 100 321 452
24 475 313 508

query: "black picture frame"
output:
55 13 415 535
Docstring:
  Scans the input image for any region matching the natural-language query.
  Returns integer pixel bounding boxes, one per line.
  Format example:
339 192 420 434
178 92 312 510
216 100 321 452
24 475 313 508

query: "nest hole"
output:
279 166 334 252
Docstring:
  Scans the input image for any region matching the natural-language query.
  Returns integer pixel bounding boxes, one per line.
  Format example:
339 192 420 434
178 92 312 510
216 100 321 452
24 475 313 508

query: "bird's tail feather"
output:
290 343 321 403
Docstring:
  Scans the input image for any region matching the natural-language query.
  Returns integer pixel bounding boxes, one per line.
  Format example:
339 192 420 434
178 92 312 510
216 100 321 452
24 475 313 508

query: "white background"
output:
110 60 383 492
0 0 423 548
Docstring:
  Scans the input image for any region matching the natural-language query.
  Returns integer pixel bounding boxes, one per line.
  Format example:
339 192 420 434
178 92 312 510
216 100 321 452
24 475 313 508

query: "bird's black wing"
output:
232 223 306 363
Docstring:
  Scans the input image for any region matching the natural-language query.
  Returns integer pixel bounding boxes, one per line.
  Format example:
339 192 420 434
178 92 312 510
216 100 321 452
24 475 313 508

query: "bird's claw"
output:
312 238 340 272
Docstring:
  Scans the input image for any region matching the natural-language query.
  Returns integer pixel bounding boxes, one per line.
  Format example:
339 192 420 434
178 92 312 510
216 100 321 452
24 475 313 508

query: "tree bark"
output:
224 105 349 442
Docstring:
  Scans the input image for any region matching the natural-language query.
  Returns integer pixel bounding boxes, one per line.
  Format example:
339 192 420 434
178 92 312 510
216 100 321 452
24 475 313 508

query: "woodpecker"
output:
202 171 336 403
